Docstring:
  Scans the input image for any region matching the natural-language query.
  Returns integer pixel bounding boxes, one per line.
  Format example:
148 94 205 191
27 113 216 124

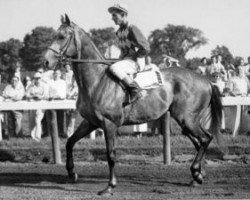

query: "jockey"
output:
108 4 150 103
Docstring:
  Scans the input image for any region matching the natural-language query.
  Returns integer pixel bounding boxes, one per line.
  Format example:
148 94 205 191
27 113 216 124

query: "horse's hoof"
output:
69 172 78 183
201 170 206 178
189 180 202 187
97 186 114 196
192 172 203 185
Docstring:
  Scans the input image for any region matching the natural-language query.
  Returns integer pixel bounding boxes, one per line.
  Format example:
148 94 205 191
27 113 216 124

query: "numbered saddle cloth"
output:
134 68 164 89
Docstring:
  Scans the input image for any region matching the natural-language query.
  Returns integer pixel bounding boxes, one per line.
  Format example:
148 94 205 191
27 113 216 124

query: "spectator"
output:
2 75 25 137
23 76 32 91
206 55 227 81
237 58 250 79
37 66 54 84
230 68 249 96
26 72 48 141
66 75 78 100
196 57 208 76
210 72 225 95
144 56 159 71
246 56 250 79
66 75 78 137
62 63 73 86
48 69 67 138
36 67 52 138
13 63 21 81
49 69 67 100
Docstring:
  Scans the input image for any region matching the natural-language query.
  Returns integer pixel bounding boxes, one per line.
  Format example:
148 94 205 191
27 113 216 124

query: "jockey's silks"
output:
116 23 150 60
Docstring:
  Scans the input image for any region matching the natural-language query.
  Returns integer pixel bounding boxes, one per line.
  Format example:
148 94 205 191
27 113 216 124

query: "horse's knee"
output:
109 151 116 162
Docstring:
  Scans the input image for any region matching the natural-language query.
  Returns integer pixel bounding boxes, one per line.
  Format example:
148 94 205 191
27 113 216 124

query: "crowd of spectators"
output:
195 55 250 96
0 63 78 141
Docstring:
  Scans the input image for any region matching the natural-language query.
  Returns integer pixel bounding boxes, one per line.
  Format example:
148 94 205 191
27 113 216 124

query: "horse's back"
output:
161 67 213 122
162 67 211 95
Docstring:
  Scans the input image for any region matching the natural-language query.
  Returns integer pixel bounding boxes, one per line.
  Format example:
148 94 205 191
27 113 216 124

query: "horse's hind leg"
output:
183 127 206 178
66 119 96 182
184 120 213 185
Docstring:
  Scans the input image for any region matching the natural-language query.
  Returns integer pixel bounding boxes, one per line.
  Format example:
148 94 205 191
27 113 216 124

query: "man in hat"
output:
108 3 150 104
25 72 47 141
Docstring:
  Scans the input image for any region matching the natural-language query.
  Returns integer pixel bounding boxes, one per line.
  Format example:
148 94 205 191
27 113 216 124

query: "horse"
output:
44 14 223 195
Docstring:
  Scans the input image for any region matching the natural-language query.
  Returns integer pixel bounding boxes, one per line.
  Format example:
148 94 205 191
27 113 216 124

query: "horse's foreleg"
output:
66 119 96 182
98 119 117 196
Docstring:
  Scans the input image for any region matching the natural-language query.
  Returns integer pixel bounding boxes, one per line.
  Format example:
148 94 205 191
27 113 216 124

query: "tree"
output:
211 45 234 66
89 27 117 54
148 24 207 64
233 56 244 67
20 26 56 71
185 57 202 70
0 38 23 82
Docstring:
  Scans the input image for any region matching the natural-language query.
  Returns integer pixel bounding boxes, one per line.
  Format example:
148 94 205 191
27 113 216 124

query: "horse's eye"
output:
57 34 65 40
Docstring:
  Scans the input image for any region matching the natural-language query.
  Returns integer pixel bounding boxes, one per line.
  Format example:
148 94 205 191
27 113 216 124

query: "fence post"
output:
0 113 2 141
161 111 171 165
51 110 62 164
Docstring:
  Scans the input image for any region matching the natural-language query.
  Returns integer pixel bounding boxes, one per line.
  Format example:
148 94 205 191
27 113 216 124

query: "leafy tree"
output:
148 24 207 64
185 57 202 70
0 38 23 82
233 56 244 67
89 27 117 54
20 26 56 71
211 45 234 66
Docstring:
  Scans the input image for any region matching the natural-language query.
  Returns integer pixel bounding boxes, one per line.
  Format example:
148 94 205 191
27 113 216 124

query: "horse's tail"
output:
210 84 223 133
209 84 225 151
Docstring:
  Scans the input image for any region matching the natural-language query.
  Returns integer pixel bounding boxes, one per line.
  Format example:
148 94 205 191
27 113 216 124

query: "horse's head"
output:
44 14 82 69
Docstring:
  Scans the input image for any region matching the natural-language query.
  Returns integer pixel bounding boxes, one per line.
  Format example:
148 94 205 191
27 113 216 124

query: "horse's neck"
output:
73 33 107 97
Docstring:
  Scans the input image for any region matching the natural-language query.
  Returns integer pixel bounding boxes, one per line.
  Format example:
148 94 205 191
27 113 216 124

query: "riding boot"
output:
121 76 142 104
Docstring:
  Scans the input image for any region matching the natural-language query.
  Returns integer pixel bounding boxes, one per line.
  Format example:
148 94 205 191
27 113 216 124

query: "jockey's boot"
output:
121 76 142 104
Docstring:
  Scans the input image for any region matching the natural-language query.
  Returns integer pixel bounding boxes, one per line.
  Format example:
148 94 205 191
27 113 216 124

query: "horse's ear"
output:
65 14 71 25
60 15 65 24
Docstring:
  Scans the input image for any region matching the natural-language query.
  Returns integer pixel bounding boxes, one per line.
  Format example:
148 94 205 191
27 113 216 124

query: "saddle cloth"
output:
134 68 164 89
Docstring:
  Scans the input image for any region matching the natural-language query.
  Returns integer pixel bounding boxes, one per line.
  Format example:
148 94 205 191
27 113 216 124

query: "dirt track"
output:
0 161 250 200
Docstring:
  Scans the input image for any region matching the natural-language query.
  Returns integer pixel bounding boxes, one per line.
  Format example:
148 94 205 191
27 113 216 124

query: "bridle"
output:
48 25 119 65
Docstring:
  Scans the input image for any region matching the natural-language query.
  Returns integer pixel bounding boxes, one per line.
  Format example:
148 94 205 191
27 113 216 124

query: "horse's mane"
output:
71 22 105 60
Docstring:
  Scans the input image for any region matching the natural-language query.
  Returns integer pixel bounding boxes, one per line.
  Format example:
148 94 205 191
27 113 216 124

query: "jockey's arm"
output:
129 25 150 60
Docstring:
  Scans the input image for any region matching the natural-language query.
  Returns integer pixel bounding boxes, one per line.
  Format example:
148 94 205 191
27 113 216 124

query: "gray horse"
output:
44 14 223 195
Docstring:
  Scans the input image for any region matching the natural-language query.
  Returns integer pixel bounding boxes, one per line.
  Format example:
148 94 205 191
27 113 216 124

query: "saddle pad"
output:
134 68 164 89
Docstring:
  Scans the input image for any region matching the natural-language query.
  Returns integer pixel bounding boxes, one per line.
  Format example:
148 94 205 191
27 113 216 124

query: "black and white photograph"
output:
0 0 250 199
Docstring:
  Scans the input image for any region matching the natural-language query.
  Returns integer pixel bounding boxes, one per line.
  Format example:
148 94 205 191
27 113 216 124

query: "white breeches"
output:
109 58 145 80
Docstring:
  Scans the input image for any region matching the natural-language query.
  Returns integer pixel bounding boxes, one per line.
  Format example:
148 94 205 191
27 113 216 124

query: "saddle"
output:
133 66 164 89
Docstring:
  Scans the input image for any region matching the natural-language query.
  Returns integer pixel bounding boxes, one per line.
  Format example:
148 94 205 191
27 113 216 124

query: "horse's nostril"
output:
44 60 49 68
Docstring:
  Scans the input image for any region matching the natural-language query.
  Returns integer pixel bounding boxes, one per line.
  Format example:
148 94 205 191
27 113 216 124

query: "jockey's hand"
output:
136 57 145 72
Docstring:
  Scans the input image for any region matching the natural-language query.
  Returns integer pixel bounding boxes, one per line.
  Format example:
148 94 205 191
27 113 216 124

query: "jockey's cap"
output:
108 3 128 15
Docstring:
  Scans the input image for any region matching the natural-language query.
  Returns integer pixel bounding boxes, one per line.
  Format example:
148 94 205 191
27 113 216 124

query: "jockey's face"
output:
111 11 127 26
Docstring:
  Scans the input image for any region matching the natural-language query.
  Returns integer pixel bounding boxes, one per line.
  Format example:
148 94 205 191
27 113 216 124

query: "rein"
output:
49 24 120 65
49 46 119 65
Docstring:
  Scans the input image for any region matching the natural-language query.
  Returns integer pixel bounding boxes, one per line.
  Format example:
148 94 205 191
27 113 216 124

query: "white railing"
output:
0 97 249 164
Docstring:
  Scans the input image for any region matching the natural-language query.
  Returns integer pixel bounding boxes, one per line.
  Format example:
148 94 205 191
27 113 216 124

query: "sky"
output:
0 0 250 59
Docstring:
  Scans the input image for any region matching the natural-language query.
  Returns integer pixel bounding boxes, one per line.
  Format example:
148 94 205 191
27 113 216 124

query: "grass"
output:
1 134 250 150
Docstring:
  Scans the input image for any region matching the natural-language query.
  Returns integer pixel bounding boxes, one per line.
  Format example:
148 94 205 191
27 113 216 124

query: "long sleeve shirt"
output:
116 23 150 60
25 82 48 100
48 79 67 99
2 84 24 101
